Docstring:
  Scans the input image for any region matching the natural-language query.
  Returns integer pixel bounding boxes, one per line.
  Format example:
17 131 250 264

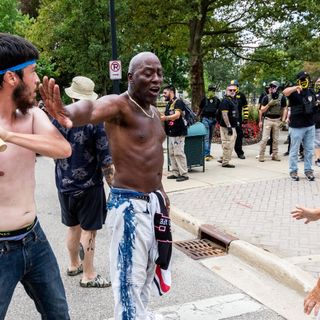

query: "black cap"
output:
229 79 239 86
208 84 216 91
296 71 309 80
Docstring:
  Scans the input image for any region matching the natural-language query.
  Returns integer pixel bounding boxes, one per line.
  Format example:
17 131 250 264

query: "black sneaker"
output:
222 164 235 168
305 171 315 181
290 172 299 181
176 176 189 182
283 151 289 156
315 159 320 167
238 154 246 159
167 175 178 179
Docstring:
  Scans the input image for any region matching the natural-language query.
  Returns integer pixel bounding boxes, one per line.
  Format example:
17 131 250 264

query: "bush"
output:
213 119 261 145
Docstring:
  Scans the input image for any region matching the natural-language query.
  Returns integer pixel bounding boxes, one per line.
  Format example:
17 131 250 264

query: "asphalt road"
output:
4 156 284 320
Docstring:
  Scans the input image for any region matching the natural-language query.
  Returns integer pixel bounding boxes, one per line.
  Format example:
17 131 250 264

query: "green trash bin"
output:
167 122 206 172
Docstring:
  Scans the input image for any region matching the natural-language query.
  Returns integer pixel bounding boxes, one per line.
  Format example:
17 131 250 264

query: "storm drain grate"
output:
174 238 226 260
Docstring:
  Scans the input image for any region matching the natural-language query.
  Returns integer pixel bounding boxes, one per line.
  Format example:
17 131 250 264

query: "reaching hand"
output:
296 85 303 94
39 76 73 128
291 205 320 224
304 280 320 316
227 127 233 135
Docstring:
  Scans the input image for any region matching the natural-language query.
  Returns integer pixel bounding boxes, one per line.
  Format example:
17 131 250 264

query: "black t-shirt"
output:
258 92 267 105
288 89 315 128
314 92 320 128
219 96 239 128
261 94 287 119
199 96 220 118
164 98 188 136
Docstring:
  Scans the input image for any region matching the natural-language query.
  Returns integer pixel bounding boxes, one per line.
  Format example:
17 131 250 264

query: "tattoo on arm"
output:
102 164 114 187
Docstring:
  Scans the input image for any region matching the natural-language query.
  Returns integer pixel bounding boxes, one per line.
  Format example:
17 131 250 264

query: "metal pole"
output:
109 0 120 94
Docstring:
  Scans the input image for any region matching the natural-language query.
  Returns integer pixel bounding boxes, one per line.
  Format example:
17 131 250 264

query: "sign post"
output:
109 60 122 80
109 0 120 94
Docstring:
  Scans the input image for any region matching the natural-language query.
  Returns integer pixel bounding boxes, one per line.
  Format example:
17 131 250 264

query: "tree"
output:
28 0 116 95
0 0 29 34
119 0 320 109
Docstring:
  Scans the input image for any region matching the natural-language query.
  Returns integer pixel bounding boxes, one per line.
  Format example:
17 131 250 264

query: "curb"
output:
170 205 315 295
229 240 314 295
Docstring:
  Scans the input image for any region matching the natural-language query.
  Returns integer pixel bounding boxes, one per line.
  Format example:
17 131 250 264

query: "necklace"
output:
126 91 154 119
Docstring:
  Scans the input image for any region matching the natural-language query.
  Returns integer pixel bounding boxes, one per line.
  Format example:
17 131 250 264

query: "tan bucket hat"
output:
65 76 98 101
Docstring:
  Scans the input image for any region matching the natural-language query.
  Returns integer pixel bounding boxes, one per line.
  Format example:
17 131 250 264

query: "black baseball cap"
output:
208 84 216 91
296 71 309 80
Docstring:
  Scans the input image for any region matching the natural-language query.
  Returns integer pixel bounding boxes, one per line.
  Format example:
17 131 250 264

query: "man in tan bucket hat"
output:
65 76 98 101
52 76 114 288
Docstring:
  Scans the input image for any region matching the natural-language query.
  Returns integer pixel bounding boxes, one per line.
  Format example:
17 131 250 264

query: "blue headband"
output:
0 60 36 75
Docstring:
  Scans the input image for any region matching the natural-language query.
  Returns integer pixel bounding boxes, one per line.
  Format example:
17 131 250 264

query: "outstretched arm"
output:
39 76 73 128
304 279 320 316
291 206 320 224
40 76 120 127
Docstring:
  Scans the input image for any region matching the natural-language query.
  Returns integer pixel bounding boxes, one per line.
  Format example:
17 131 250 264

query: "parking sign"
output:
109 60 122 80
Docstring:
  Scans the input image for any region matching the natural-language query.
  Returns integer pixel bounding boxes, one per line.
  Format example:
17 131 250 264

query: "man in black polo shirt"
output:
197 84 220 161
229 80 249 159
283 71 316 181
162 85 189 182
218 83 239 168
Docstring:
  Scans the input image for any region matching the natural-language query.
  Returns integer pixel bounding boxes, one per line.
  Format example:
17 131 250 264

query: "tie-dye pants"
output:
107 188 165 320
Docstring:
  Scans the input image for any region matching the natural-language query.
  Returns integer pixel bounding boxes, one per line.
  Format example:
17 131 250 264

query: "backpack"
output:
183 104 197 127
171 99 197 127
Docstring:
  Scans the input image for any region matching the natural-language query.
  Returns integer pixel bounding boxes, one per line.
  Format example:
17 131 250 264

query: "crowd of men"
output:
191 72 320 182
2 31 320 320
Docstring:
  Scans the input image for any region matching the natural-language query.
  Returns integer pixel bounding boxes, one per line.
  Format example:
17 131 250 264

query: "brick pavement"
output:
165 131 320 279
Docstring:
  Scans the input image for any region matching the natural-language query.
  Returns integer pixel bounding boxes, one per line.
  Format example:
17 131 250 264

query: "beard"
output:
12 81 35 115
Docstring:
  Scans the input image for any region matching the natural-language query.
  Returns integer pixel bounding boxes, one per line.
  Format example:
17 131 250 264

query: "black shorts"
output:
58 186 107 230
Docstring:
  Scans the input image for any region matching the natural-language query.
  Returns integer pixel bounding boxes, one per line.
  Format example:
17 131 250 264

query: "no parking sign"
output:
109 60 122 80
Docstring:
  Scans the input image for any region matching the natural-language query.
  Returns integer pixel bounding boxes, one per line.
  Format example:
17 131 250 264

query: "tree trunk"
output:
188 16 206 112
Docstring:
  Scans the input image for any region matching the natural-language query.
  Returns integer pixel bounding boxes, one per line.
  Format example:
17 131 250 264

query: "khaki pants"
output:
220 127 237 165
168 136 188 177
259 117 281 159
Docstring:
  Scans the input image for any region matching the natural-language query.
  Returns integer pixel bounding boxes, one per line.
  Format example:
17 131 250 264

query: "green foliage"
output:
5 0 319 105
28 0 114 94
0 0 32 35
248 105 259 122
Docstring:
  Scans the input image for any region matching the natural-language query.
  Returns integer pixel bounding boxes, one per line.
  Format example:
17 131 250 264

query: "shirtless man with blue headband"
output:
0 33 71 319
40 52 172 320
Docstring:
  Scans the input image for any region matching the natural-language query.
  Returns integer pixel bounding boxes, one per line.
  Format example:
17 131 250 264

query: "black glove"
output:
227 127 233 135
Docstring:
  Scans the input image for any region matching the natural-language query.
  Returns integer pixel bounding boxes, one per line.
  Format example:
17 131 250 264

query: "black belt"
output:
126 194 150 202
0 217 37 238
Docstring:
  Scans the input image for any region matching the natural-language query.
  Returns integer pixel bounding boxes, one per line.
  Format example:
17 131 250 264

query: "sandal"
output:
67 264 83 276
79 274 111 288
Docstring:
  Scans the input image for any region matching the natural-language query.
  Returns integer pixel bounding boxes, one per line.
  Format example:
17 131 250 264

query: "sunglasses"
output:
228 89 236 92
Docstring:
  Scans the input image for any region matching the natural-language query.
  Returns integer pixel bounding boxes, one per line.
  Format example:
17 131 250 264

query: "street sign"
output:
109 60 122 80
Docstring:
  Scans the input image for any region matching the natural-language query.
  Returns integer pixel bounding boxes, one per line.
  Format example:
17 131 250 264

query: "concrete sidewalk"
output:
164 130 320 302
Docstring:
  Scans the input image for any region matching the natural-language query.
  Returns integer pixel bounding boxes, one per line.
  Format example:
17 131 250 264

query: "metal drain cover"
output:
174 238 226 260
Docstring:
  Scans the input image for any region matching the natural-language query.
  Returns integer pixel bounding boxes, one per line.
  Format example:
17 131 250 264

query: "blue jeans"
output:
0 222 69 320
202 116 216 157
289 125 315 174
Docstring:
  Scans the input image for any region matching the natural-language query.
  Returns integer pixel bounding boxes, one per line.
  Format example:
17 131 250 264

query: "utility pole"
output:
109 0 120 94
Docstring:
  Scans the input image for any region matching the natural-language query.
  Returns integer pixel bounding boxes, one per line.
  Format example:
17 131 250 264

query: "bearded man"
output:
0 33 71 319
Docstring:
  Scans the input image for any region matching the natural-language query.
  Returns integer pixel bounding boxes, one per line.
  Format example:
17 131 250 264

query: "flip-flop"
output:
79 274 111 288
67 264 83 276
